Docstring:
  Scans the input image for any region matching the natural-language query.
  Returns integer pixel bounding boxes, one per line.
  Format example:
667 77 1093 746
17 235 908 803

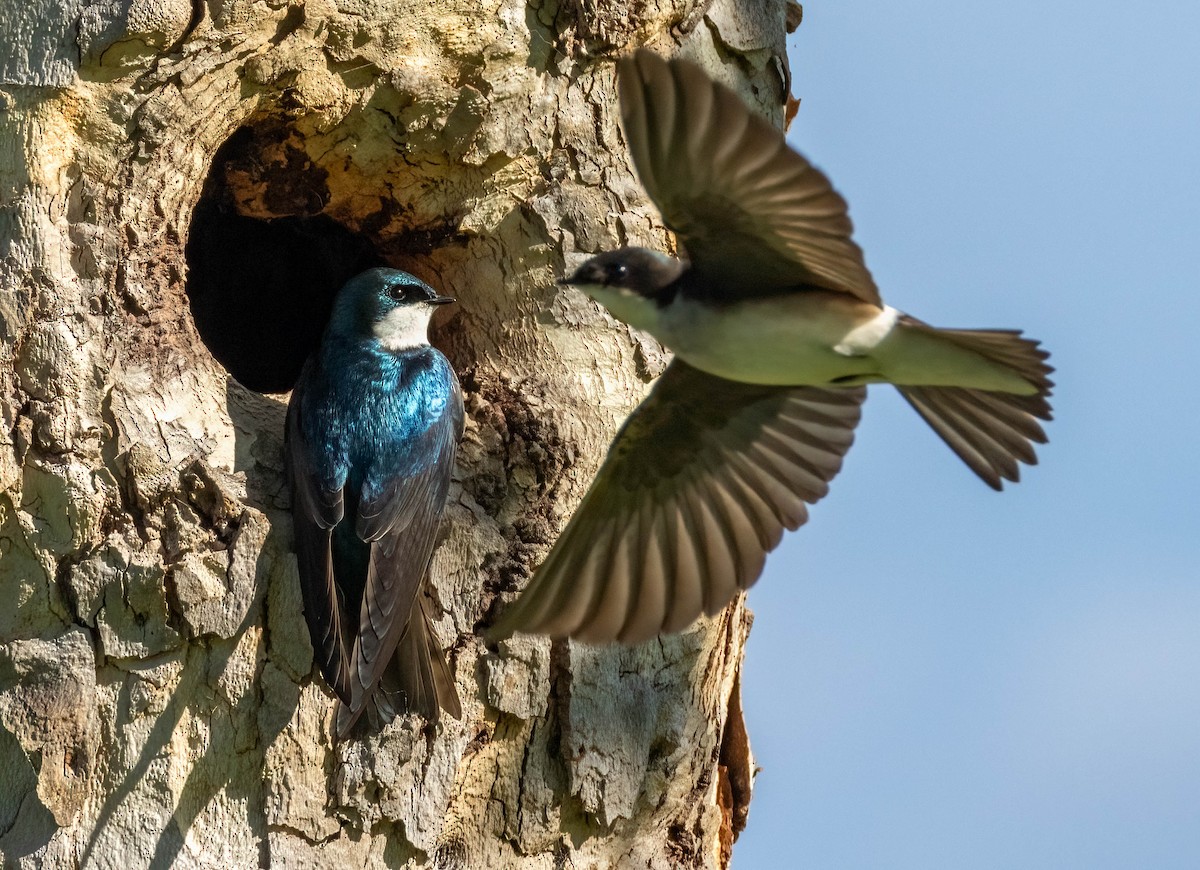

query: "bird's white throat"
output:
583 285 662 333
374 305 434 351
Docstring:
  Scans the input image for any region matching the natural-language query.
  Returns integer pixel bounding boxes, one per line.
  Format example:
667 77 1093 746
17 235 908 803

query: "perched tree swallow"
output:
490 50 1053 645
287 268 463 736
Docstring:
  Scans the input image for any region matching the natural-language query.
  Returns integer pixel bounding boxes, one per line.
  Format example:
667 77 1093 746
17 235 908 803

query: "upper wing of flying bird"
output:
617 49 881 305
489 361 865 645
286 369 352 702
337 381 464 734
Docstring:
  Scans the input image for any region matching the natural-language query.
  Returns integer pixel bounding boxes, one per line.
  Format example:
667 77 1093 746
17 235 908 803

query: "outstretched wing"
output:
617 49 881 304
286 367 352 702
337 371 464 735
490 361 864 645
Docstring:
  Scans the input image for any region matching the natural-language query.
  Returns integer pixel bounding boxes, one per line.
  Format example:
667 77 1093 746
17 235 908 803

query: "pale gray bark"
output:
0 1 791 866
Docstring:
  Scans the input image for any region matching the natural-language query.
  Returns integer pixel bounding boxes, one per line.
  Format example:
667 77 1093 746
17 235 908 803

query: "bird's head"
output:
560 248 684 332
329 268 455 351
560 248 684 301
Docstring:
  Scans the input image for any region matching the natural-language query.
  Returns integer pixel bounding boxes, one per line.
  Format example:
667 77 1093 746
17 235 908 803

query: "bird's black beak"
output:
429 295 456 305
559 266 589 286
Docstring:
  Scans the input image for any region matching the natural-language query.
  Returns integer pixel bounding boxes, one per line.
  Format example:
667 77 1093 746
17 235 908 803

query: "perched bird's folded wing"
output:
356 387 464 548
336 590 462 736
338 389 463 735
618 49 881 304
490 361 865 645
286 376 352 702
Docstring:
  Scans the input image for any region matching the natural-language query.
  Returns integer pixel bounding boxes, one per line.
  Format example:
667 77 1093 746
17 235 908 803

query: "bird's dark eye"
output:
605 262 629 283
387 284 412 302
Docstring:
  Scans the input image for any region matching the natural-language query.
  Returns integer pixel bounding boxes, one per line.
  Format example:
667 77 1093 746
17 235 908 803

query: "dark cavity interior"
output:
185 125 383 393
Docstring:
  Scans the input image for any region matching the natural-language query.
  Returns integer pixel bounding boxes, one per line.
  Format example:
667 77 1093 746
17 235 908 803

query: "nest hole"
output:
185 124 385 393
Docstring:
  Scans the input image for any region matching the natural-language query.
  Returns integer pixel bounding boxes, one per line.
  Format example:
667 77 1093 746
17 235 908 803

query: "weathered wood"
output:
0 1 789 866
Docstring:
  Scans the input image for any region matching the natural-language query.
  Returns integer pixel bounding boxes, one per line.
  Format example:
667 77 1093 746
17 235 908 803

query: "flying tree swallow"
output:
490 50 1053 645
287 267 463 736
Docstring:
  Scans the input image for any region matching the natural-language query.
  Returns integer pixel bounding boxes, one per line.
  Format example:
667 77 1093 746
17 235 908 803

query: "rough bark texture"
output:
0 1 791 866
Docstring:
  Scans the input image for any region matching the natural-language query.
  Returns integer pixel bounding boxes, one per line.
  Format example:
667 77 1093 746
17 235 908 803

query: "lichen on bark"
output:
0 0 792 866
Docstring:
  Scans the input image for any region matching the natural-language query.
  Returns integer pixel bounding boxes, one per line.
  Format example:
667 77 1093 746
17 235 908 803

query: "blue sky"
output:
736 2 1200 867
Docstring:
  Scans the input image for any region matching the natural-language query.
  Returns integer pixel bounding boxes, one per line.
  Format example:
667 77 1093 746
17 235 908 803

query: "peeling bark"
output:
0 0 786 866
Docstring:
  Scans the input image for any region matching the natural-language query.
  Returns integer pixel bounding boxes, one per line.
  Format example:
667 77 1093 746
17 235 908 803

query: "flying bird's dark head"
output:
559 248 684 331
329 267 455 351
560 247 684 298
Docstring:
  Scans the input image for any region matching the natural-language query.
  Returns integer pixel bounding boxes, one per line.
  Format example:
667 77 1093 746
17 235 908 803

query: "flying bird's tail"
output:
892 322 1054 490
334 595 461 738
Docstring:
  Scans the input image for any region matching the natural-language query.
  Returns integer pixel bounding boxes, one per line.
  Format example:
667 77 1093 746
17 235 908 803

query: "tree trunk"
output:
0 1 790 866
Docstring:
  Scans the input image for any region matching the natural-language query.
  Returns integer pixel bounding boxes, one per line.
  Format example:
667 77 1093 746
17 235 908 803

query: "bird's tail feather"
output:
895 323 1053 490
334 596 461 738
913 322 1053 389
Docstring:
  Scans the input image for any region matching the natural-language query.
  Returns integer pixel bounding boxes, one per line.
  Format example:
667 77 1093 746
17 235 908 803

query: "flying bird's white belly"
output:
656 293 895 386
587 285 1035 392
